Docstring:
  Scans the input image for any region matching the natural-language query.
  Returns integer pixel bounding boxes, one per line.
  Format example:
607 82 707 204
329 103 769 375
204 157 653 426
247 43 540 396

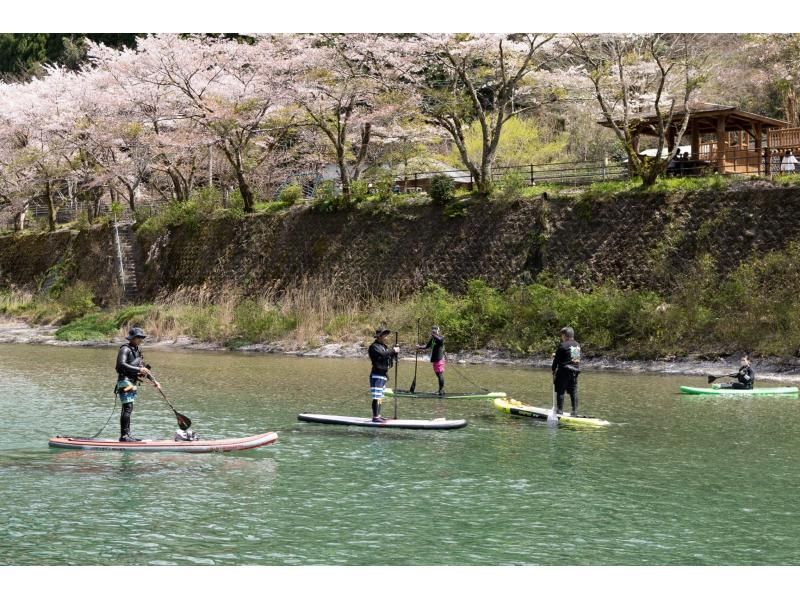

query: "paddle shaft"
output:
148 375 192 430
410 318 420 393
394 332 399 419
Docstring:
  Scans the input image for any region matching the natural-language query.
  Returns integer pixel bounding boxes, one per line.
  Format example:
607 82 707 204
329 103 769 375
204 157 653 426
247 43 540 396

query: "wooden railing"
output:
768 127 800 149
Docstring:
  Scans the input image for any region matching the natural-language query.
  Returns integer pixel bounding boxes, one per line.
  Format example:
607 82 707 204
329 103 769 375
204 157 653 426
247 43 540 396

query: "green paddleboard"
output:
679 385 799 396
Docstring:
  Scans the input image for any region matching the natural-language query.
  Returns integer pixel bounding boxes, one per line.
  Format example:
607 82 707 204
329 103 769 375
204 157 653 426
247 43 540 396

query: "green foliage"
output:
136 199 200 237
231 299 297 345
109 201 124 220
447 116 569 168
278 183 304 205
350 180 370 203
429 174 454 204
495 169 529 200
311 181 344 213
58 282 96 322
54 313 117 341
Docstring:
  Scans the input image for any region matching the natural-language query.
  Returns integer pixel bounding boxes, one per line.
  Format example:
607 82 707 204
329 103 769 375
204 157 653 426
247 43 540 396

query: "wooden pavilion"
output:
599 102 789 174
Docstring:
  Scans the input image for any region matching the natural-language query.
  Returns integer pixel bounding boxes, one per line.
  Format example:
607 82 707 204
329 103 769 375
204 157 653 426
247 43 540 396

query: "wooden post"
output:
667 126 676 153
716 116 728 174
691 121 700 159
755 123 763 175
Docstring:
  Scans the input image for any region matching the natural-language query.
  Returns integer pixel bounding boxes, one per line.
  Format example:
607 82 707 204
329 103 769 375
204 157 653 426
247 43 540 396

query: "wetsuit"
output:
422 333 445 394
115 343 144 440
551 339 581 415
368 340 396 419
719 365 754 390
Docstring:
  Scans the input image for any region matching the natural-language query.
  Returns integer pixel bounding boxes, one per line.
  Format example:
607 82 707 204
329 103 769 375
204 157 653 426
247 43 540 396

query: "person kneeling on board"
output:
115 327 159 442
552 326 581 416
417 325 446 395
369 327 399 422
713 355 754 390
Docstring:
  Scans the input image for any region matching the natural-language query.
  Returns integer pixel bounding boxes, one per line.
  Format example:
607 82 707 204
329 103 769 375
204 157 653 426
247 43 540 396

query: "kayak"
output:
493 398 610 428
385 388 506 400
679 386 799 396
297 413 467 430
48 431 278 453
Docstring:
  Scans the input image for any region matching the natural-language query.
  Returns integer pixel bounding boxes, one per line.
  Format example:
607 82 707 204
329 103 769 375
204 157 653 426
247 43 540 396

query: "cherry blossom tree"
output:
568 33 712 186
385 33 561 196
89 34 294 213
281 34 422 204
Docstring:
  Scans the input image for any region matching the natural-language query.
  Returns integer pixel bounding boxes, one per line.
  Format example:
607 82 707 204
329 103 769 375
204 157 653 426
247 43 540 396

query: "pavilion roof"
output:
598 102 787 136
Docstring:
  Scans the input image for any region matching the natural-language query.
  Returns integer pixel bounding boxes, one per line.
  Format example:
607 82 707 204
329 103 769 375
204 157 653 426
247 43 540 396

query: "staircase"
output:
113 221 139 303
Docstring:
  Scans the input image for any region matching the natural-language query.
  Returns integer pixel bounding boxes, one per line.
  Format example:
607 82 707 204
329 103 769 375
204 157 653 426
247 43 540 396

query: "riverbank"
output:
5 316 800 382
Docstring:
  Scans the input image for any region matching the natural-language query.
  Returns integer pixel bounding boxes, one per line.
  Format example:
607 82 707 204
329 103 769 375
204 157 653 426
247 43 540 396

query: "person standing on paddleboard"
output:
115 327 159 442
417 325 446 395
713 355 754 390
368 327 399 422
552 326 581 416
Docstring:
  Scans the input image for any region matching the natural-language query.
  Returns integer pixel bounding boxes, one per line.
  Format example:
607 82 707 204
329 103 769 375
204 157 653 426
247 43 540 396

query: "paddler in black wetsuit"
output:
417 325 446 395
551 326 581 416
115 327 159 441
714 355 754 390
368 326 399 422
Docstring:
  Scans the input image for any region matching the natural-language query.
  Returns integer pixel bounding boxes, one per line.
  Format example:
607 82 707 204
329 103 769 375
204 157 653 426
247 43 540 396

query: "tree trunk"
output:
45 180 57 232
236 170 255 212
14 207 27 231
168 167 186 202
337 153 351 204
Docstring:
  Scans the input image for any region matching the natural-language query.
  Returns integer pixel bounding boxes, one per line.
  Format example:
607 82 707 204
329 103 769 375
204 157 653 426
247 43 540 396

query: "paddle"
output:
409 318 420 393
393 332 399 419
147 374 192 431
707 373 737 384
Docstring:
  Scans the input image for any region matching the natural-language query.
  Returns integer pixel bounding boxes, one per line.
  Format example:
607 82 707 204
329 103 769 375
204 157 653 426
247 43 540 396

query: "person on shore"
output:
551 326 581 416
713 355 754 390
368 326 399 422
781 149 798 174
417 325 446 395
115 327 158 441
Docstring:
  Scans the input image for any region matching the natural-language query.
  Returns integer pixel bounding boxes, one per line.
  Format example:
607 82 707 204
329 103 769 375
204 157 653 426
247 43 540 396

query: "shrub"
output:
430 174 454 204
278 183 304 205
350 180 370 203
312 181 344 213
59 282 96 322
496 169 528 200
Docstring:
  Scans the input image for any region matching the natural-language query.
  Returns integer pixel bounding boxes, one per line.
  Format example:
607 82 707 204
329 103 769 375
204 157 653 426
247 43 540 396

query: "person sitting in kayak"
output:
115 327 159 442
368 326 399 422
552 326 581 416
417 325 446 395
713 356 754 390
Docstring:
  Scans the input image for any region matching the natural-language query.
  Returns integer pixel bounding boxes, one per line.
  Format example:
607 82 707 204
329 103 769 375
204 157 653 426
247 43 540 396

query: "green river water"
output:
1 343 799 566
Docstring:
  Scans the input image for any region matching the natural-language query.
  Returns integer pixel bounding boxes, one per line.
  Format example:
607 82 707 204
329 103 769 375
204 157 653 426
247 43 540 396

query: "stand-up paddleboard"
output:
493 398 610 428
679 386 799 396
48 431 278 453
385 388 506 400
297 413 467 430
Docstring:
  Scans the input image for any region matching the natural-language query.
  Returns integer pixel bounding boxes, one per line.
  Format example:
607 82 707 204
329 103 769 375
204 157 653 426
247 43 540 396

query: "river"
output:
1 344 799 565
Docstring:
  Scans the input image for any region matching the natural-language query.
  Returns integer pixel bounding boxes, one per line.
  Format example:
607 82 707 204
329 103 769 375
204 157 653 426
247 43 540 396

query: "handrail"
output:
112 213 127 296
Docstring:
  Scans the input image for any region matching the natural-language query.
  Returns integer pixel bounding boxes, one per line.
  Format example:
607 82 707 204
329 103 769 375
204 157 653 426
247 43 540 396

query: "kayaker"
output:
368 326 399 422
115 327 159 442
417 325 446 395
714 355 755 390
551 326 581 416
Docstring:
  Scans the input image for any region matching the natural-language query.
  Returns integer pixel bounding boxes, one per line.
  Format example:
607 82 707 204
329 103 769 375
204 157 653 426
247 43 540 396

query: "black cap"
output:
126 327 147 340
374 327 391 337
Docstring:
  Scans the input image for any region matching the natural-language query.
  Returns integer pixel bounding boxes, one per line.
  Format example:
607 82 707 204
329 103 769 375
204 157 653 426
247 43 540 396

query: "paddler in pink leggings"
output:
417 325 446 396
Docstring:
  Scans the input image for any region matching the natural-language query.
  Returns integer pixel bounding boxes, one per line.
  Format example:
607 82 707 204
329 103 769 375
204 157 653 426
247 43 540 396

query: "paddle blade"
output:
548 389 559 427
409 377 417 393
175 411 192 431
707 375 716 384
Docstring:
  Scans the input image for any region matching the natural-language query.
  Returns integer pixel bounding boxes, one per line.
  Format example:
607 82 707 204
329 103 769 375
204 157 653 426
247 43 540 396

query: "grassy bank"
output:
4 240 800 359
